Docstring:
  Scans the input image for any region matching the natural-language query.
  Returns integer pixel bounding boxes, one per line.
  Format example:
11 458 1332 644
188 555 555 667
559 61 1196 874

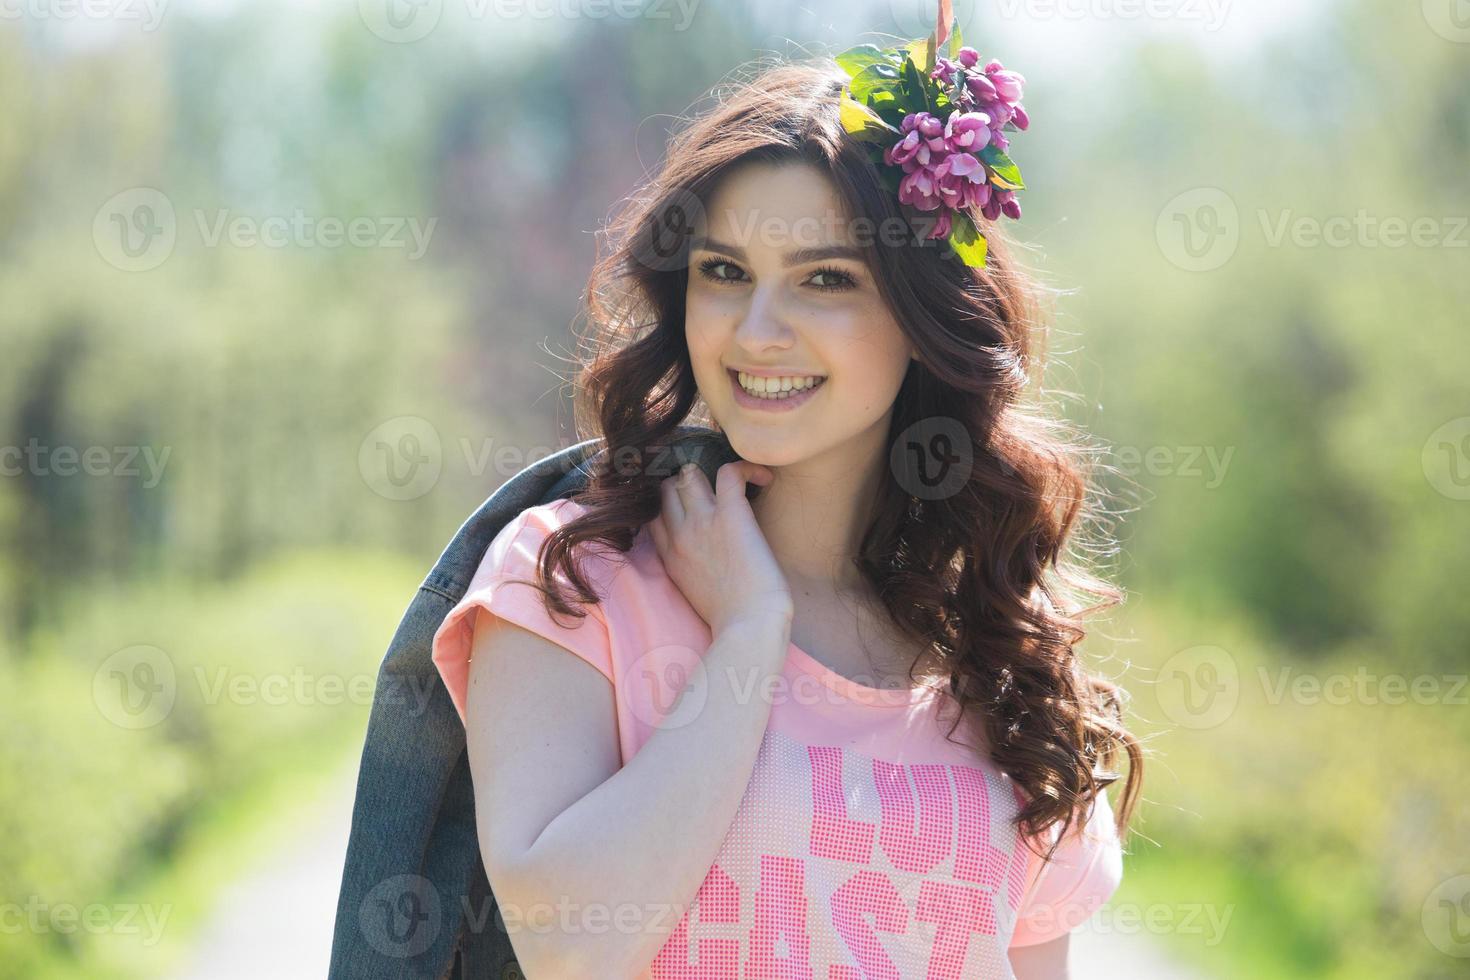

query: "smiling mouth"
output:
727 368 828 399
725 367 828 411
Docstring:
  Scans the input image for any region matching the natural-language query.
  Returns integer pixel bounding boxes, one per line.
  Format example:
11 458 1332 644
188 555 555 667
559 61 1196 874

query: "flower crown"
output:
835 1 1028 269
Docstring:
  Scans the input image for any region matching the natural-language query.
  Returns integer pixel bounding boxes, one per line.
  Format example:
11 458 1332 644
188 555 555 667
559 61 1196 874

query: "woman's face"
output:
684 161 916 468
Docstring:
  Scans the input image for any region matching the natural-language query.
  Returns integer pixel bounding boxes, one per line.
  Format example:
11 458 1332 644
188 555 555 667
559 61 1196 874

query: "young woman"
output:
431 54 1143 980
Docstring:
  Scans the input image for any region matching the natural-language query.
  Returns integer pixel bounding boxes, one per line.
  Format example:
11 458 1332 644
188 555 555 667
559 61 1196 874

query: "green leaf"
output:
840 89 901 142
834 44 891 80
980 144 1026 190
905 36 933 77
849 61 902 104
948 211 989 268
868 87 901 113
899 56 934 115
948 23 964 59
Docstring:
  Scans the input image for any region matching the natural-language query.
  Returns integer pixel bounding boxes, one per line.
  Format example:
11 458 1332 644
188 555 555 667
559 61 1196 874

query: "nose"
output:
731 285 797 353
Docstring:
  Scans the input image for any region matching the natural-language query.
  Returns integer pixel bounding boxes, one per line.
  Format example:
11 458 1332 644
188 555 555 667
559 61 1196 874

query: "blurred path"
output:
1071 921 1211 979
165 759 1207 980
164 759 359 980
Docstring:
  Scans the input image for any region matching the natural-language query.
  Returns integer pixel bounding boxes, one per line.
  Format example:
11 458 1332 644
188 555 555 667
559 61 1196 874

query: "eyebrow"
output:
695 239 867 268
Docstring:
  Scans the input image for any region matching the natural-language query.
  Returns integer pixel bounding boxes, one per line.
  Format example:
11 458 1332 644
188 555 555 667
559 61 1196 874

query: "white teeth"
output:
735 371 826 399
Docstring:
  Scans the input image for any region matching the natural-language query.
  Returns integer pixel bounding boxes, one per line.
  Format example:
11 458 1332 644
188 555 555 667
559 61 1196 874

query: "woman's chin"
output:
717 424 819 470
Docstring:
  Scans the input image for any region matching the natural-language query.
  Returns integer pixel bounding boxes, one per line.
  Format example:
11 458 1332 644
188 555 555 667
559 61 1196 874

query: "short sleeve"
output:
431 500 615 728
1008 787 1124 948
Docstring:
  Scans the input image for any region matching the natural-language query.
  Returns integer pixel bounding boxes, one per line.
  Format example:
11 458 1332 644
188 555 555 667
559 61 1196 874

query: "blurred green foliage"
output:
1106 603 1470 979
0 550 418 978
0 0 1465 977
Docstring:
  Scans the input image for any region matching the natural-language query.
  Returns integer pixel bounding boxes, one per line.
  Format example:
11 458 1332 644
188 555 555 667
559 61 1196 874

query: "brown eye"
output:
808 266 858 293
697 257 745 284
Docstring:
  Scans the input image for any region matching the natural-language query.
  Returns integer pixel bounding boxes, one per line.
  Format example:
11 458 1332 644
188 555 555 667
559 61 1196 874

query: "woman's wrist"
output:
712 606 794 664
714 601 793 638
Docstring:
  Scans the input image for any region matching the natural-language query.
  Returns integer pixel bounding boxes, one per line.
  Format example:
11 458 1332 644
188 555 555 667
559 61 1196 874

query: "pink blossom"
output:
930 56 962 83
898 166 942 212
862 41 1032 243
884 129 925 168
987 68 1025 103
998 188 1022 219
965 73 997 102
944 111 992 152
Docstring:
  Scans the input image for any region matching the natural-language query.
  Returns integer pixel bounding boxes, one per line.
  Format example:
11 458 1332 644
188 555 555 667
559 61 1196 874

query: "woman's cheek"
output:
687 287 744 333
683 295 723 347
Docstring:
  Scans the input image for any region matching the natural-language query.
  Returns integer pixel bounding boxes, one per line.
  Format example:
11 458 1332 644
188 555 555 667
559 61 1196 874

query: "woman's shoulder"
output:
507 494 591 532
433 495 625 725
1008 784 1125 947
497 495 648 594
511 494 646 538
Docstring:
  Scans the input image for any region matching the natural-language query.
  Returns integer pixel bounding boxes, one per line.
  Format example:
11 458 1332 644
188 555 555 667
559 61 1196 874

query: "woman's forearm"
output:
495 610 792 978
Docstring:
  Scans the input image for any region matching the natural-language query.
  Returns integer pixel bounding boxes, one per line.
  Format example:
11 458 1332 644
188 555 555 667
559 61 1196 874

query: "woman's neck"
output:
748 425 890 593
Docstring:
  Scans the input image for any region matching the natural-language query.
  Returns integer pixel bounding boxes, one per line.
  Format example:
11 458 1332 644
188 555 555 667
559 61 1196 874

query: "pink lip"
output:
727 365 826 378
727 367 826 413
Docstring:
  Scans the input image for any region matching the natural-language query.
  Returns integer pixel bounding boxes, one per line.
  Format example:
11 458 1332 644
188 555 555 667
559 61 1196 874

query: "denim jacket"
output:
328 424 739 980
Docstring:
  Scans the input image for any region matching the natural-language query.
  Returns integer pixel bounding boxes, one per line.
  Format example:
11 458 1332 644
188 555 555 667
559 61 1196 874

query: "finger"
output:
660 471 686 525
674 462 715 516
714 459 774 500
648 511 668 556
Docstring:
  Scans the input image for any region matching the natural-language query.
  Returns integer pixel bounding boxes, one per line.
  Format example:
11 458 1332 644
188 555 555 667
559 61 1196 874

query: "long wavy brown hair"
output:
524 56 1143 866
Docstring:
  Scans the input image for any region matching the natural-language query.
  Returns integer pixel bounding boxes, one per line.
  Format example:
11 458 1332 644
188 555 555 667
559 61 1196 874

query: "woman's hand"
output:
649 460 793 637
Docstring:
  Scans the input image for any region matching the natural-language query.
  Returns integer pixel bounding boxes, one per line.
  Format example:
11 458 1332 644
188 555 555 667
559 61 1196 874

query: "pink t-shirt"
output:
432 497 1124 979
